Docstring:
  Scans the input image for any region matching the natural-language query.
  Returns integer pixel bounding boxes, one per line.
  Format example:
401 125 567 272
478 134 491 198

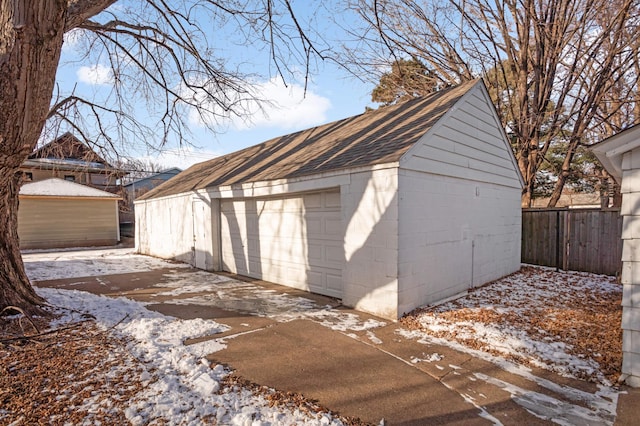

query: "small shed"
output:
19 178 121 249
591 124 640 387
136 80 524 319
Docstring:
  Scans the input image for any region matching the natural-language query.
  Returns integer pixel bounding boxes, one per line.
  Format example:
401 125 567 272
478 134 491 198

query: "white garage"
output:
220 190 343 298
135 80 523 320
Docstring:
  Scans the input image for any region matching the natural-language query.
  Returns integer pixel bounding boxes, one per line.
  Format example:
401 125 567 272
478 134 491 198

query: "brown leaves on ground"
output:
1 315 366 425
401 266 623 384
0 315 146 425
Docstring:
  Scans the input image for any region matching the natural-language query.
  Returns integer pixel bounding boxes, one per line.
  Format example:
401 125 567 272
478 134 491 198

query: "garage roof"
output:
20 178 121 199
141 80 479 200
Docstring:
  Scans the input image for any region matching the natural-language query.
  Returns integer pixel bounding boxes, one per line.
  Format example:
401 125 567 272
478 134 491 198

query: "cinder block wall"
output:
397 170 521 316
341 168 400 319
135 192 198 265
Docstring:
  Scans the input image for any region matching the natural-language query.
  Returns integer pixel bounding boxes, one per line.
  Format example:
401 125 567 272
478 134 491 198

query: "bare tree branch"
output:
343 0 640 206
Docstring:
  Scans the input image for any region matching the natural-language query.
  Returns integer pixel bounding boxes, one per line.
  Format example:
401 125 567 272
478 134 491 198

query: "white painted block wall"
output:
397 170 521 316
135 193 202 265
341 168 400 319
620 149 640 387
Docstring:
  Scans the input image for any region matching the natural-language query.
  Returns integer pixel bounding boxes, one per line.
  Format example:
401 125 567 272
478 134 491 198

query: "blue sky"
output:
54 1 377 170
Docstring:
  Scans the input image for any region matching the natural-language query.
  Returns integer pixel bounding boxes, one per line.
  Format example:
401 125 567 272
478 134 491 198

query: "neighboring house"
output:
20 132 126 192
120 168 182 224
591 124 640 388
135 80 524 320
18 178 121 249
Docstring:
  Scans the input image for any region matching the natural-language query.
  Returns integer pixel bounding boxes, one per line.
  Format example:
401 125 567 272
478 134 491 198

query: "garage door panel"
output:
307 270 323 287
302 192 322 208
307 243 323 262
326 273 342 293
305 217 322 234
221 189 344 298
325 242 345 265
325 217 342 236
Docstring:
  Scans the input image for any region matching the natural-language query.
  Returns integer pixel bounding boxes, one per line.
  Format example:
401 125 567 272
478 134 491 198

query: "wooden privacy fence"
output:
521 208 623 276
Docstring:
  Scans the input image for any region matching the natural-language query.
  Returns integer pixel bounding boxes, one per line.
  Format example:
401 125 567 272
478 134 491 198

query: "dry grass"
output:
401 266 622 384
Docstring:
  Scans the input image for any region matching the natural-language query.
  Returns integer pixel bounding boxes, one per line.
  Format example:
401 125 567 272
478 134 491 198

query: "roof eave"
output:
590 125 640 183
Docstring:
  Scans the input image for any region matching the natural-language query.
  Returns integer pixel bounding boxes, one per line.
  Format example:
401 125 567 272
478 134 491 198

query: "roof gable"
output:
30 132 110 165
400 81 523 188
142 80 479 200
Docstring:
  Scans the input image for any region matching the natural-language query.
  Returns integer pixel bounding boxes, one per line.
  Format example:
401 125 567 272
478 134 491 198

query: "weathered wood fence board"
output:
522 208 622 276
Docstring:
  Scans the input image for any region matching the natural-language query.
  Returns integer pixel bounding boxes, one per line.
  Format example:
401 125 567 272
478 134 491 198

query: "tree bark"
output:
0 1 68 315
0 172 46 313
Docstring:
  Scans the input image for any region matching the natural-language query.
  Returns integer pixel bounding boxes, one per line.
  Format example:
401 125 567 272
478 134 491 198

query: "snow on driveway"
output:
21 249 624 425
22 248 379 425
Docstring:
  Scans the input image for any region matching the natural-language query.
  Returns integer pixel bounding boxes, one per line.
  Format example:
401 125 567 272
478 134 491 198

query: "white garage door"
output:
220 189 343 298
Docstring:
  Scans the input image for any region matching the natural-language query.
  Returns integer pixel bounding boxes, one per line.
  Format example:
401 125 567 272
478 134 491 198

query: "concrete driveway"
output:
35 264 636 425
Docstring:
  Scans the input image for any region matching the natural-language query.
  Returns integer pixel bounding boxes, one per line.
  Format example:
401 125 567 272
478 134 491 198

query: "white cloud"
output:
188 77 331 131
77 64 113 85
137 147 220 171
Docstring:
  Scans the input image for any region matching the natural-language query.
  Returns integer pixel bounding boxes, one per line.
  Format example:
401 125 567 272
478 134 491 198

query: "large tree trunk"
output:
0 172 46 313
0 1 67 315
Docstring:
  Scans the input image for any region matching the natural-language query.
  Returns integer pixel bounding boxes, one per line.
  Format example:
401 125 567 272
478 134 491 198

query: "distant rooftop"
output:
20 178 121 199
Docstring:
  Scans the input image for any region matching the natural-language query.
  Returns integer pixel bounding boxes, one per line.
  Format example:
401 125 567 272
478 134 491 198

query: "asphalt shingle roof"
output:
141 80 477 200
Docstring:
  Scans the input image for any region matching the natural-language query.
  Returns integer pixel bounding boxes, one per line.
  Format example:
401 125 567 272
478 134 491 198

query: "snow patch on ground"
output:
410 353 443 364
24 249 623 425
405 266 621 386
36 287 345 425
24 248 188 281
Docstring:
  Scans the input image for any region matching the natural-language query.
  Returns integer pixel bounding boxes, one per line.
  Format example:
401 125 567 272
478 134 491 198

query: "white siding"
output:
401 83 521 189
341 168 400 319
620 148 640 387
397 170 521 315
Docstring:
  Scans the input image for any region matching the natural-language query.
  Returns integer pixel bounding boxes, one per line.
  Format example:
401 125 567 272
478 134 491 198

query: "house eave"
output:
21 159 127 176
591 125 640 183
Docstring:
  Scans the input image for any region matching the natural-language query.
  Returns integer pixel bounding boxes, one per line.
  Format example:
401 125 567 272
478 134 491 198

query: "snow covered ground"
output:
22 249 380 425
23 247 190 281
19 248 625 425
401 265 622 386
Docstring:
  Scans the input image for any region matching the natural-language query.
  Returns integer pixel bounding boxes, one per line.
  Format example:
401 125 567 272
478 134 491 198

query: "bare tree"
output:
342 0 639 206
0 0 325 315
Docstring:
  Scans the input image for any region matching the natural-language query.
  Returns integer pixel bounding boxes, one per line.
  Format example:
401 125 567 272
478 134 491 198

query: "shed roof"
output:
142 80 479 200
20 178 121 199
